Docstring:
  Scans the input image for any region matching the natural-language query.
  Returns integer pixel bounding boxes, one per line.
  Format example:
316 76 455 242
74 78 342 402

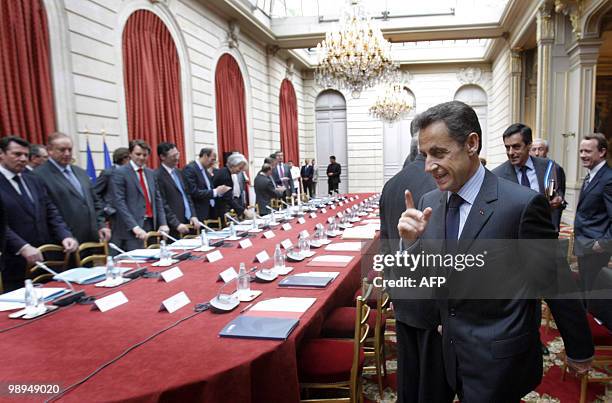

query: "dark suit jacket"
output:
34 161 105 243
183 161 216 220
410 170 557 400
574 163 612 256
381 155 439 329
0 195 6 273
492 159 594 361
271 163 294 195
111 164 166 240
0 173 72 281
326 162 341 185
155 166 196 231
300 165 313 181
94 165 117 218
492 156 567 229
212 167 245 216
255 173 283 215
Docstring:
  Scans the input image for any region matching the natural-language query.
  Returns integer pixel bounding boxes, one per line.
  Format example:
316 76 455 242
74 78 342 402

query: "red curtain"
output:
122 10 184 167
279 79 299 164
0 0 56 143
215 53 249 166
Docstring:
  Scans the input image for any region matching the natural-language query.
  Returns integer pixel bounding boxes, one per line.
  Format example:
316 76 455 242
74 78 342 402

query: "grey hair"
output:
226 153 247 168
407 134 420 163
532 138 549 149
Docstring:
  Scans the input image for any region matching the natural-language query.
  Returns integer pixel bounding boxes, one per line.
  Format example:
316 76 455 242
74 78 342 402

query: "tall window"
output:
0 0 56 143
122 10 184 167
215 53 249 165
279 79 298 164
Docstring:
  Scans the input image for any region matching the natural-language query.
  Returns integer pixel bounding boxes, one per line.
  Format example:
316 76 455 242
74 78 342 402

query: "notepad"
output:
250 297 316 313
324 242 363 252
307 255 354 267
116 249 174 260
340 226 376 239
219 316 299 340
0 287 69 303
167 239 202 250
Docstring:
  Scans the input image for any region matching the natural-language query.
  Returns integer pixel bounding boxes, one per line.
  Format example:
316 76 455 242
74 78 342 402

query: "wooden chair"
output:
203 217 223 230
145 231 162 249
271 199 283 210
322 280 388 397
561 314 612 403
180 224 201 239
299 284 372 402
28 244 71 284
76 242 109 267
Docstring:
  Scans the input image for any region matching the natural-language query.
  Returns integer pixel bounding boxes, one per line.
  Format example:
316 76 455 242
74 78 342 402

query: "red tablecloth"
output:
0 194 377 403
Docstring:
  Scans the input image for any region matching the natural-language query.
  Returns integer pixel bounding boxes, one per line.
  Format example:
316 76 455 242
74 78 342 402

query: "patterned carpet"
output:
360 315 612 403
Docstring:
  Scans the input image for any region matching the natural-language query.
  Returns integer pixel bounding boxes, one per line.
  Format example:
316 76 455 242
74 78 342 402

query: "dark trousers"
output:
328 180 339 195
112 218 154 253
395 320 454 403
579 253 612 329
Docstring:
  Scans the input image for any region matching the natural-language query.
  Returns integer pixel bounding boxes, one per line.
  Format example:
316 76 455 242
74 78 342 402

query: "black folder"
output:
219 316 299 340
278 275 333 288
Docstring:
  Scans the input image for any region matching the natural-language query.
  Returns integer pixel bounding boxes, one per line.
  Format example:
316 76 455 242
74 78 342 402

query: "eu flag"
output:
103 140 112 170
86 140 97 184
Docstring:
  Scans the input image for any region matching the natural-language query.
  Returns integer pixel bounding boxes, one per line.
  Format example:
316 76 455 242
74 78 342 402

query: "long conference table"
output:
0 193 378 403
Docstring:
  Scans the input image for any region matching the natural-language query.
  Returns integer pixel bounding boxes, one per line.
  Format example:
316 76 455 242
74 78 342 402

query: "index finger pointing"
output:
404 190 415 210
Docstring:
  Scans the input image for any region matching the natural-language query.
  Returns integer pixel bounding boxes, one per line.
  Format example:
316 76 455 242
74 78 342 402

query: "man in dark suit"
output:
300 159 314 197
381 154 453 403
94 147 129 219
0 195 6 279
574 132 612 328
155 142 200 239
111 140 168 251
213 153 249 218
531 138 567 230
0 136 77 291
271 151 293 197
25 144 47 172
326 155 341 195
493 125 594 370
255 163 286 215
183 148 230 221
397 101 560 402
492 124 565 231
33 133 110 245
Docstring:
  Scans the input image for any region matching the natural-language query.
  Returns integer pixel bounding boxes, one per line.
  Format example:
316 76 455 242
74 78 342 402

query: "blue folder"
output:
219 316 299 340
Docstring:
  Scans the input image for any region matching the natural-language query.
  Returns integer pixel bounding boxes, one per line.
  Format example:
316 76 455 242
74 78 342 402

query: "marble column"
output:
536 1 555 140
510 48 523 123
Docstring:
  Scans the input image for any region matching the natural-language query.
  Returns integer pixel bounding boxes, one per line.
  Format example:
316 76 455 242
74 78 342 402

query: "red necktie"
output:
138 168 153 218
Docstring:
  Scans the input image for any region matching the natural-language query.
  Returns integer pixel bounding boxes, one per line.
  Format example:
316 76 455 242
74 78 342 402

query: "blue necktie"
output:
171 170 192 221
63 167 84 198
13 175 34 212
519 166 531 188
201 168 215 207
445 193 464 254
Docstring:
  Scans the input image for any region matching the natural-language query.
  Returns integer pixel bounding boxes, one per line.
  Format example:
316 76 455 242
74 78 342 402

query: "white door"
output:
315 90 348 194
383 88 416 183
454 85 488 157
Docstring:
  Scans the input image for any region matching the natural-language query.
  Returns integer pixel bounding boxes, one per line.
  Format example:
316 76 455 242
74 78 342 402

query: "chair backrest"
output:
204 217 222 230
76 242 109 267
271 199 282 210
180 224 201 239
145 231 161 249
28 244 70 283
350 283 372 401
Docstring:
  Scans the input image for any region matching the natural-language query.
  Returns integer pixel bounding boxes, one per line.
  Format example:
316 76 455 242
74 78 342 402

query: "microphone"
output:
209 277 240 313
266 205 278 213
159 230 179 243
279 200 291 208
197 220 217 233
224 213 241 225
34 261 86 307
108 243 150 279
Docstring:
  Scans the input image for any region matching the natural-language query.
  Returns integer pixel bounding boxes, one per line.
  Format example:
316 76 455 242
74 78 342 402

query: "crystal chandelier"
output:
369 83 413 124
315 0 398 98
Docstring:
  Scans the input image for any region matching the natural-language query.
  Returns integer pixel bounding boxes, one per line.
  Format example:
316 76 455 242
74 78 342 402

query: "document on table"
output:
294 271 340 280
324 242 363 252
340 226 376 239
250 297 316 313
307 255 354 267
0 287 69 306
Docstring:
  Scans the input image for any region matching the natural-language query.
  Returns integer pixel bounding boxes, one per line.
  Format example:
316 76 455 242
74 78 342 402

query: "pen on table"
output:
240 303 254 313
